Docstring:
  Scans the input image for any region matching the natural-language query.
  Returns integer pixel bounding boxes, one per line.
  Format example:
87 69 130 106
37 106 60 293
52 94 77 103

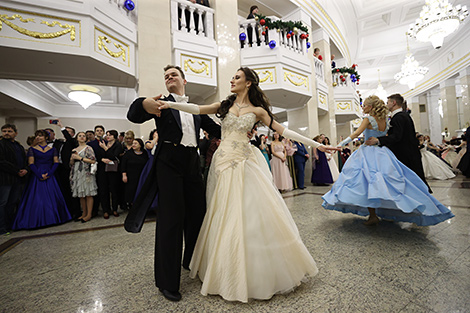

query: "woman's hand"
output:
122 173 128 183
71 153 81 161
99 141 107 149
101 158 111 164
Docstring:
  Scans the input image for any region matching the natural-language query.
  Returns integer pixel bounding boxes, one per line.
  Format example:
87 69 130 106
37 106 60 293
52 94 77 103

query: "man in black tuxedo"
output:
366 93 430 192
126 65 221 302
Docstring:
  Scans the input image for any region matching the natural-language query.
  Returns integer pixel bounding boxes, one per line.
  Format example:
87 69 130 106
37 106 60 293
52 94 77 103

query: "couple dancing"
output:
126 65 338 302
322 94 454 226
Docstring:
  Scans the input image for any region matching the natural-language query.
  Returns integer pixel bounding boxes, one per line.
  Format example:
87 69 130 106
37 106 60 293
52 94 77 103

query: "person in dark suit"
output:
51 121 80 219
126 65 221 302
457 126 470 177
366 93 430 192
293 141 309 189
87 125 106 217
0 124 28 234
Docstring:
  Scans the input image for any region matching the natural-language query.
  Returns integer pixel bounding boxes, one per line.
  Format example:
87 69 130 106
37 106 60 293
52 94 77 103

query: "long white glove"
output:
164 101 200 115
282 128 323 148
338 136 352 147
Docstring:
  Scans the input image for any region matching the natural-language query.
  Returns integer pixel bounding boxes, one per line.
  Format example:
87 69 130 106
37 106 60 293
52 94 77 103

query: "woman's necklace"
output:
38 144 48 150
235 102 249 110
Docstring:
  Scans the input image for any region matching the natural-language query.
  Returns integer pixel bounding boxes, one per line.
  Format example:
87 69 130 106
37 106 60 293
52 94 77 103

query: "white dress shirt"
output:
390 108 403 118
171 93 197 147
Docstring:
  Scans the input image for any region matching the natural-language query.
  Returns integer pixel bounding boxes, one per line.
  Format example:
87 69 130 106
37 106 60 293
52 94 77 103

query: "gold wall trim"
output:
318 91 327 109
336 101 351 111
253 68 276 84
94 27 130 67
180 54 213 78
0 6 80 46
283 68 309 89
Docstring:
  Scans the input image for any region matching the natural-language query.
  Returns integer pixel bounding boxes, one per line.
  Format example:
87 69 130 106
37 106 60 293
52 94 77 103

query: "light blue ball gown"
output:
322 116 454 226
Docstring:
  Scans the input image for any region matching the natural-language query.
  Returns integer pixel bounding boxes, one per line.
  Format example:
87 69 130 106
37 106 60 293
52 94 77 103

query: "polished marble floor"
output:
1 176 469 313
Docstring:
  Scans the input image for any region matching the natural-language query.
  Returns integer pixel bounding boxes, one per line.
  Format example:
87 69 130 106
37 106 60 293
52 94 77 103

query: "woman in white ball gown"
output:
156 67 338 303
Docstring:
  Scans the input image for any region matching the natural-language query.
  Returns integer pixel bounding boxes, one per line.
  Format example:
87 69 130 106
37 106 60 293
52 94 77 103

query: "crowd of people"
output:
0 121 159 234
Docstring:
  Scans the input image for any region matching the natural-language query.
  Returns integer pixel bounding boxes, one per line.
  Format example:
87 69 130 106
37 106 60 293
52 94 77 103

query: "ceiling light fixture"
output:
394 35 429 89
408 0 468 49
375 69 388 101
68 89 101 110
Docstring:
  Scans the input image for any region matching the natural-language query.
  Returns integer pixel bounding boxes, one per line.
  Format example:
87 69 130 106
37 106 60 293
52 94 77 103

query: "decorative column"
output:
135 1 172 137
458 67 470 129
311 29 336 142
409 96 421 133
426 87 442 144
205 1 240 107
440 79 458 139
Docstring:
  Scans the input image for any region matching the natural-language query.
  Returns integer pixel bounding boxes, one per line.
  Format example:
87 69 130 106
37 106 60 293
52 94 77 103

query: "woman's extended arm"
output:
156 97 221 115
338 118 370 146
256 108 339 153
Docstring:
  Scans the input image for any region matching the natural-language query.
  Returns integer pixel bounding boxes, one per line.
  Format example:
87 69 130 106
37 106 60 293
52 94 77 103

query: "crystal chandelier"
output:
394 36 429 89
375 69 388 102
408 0 468 49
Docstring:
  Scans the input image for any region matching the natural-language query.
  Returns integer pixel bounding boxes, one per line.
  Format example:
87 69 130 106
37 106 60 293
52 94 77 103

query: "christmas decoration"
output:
262 31 266 35
124 0 135 11
286 33 291 39
332 65 361 81
269 40 276 49
306 42 311 49
254 14 309 37
239 33 247 41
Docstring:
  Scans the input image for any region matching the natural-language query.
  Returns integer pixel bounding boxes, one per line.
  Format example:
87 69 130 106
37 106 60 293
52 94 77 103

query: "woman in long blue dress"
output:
311 135 333 185
13 130 71 230
322 96 454 226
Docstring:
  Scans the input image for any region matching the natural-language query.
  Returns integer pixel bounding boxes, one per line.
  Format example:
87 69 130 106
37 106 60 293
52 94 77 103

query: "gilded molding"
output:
184 59 209 75
0 13 75 40
318 92 327 108
337 101 351 111
98 35 126 61
258 70 274 83
283 71 308 88
253 67 277 84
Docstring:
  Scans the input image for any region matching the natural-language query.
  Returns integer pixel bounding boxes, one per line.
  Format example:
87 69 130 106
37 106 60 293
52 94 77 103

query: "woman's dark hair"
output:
323 137 330 145
250 5 258 13
35 129 50 141
107 129 118 140
134 138 144 150
149 129 158 140
217 67 275 126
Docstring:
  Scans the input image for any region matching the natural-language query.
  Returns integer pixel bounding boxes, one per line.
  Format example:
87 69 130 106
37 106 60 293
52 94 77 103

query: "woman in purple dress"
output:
311 135 333 185
13 130 71 230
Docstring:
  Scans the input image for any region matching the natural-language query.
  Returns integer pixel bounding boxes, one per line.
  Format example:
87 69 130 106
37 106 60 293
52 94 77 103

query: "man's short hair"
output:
94 125 105 132
1 123 17 132
388 94 404 106
85 130 94 135
163 65 185 80
45 128 54 133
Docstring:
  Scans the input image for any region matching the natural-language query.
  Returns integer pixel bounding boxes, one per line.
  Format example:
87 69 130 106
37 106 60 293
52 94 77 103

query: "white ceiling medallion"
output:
408 0 468 49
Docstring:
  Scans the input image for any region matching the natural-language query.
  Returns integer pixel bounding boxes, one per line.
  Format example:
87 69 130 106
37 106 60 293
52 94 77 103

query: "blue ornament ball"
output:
351 74 356 79
269 40 276 49
306 42 311 49
351 78 357 83
124 0 135 11
239 32 247 41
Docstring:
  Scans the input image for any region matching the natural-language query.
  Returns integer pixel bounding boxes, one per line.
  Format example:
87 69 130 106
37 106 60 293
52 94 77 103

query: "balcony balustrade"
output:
333 73 361 124
170 0 217 100
238 17 312 109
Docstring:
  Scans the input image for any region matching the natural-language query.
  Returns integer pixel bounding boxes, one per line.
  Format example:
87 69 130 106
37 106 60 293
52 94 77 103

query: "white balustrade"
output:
238 16 308 56
170 0 214 39
314 57 324 82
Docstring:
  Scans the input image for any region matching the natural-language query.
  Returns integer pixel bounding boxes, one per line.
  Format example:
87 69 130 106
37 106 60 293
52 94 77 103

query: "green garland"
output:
332 66 360 80
254 13 309 37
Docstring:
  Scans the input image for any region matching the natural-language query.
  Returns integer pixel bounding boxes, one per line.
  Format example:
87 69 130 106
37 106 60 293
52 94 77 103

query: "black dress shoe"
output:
182 264 190 270
159 289 181 302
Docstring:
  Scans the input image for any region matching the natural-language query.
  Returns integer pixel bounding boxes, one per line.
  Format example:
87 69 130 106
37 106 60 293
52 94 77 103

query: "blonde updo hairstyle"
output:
364 95 388 120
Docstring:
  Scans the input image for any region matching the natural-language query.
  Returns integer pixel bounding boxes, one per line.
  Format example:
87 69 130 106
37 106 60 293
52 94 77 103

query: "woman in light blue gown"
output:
322 96 454 226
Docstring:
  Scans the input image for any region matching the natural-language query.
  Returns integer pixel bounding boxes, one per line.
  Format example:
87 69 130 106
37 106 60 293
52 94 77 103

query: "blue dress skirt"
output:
13 148 71 230
322 116 454 226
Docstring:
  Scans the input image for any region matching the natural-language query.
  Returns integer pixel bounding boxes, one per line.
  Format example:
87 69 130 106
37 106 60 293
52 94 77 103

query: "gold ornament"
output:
277 29 280 32
293 27 298 32
255 16 259 21
333 82 337 87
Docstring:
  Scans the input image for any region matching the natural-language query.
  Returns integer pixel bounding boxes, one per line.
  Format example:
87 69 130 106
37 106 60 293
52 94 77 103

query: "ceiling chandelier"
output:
394 35 429 89
375 69 388 102
408 0 468 49
68 89 101 109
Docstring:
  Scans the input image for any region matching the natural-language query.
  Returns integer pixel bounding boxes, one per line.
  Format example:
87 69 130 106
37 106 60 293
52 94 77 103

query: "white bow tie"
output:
172 94 189 103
